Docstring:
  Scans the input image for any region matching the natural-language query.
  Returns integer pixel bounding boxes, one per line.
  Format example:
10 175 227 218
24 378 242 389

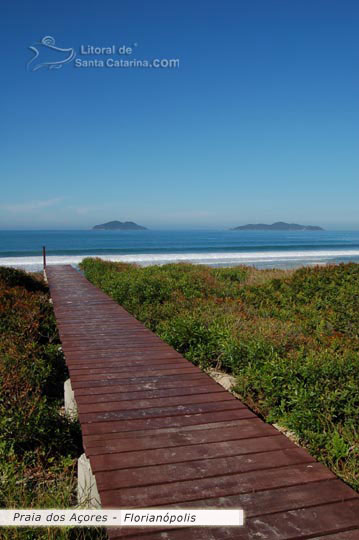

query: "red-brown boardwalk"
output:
46 265 359 540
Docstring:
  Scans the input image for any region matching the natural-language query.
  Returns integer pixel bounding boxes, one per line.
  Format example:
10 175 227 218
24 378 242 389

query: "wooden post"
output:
42 246 46 270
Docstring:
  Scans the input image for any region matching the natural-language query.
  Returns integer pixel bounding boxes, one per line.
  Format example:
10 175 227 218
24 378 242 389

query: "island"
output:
231 221 323 231
92 220 147 231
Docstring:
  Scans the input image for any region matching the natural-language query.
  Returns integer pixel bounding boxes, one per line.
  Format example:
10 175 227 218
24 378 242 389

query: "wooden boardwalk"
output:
46 265 359 539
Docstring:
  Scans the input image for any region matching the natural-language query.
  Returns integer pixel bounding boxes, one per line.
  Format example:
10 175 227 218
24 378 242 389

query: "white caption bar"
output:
0 509 244 527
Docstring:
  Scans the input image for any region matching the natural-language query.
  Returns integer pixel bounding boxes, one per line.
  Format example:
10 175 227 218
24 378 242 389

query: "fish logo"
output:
27 36 76 71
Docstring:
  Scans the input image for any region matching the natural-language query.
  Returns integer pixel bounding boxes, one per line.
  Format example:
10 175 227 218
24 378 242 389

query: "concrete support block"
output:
77 453 101 508
64 378 77 418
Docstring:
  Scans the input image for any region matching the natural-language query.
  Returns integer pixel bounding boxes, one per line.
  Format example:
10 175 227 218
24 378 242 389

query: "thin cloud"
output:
1 198 63 213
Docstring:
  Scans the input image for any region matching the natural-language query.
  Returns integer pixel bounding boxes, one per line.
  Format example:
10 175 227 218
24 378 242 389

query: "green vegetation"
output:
81 258 359 491
0 267 106 540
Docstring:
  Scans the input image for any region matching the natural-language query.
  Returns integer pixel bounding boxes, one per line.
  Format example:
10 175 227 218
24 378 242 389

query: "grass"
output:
0 267 107 540
80 257 359 491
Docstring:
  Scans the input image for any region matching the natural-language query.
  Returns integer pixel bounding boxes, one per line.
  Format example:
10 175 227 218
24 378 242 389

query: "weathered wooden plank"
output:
109 500 359 539
107 480 358 538
70 365 200 383
89 435 294 472
75 384 226 405
95 447 314 491
82 408 255 438
100 462 334 507
74 376 219 397
76 391 233 414
84 418 277 448
79 400 246 425
71 372 207 390
86 419 279 455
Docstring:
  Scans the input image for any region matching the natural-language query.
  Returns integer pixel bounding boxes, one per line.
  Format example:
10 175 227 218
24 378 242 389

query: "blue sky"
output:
1 0 358 229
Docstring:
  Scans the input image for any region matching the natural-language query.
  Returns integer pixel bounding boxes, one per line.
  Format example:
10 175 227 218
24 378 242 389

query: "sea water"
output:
1 229 359 272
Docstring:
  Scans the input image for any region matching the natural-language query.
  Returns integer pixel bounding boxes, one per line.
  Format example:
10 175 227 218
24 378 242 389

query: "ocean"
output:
1 229 359 272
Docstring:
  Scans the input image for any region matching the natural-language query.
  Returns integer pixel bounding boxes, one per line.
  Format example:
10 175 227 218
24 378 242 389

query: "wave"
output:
2 242 359 258
2 249 359 272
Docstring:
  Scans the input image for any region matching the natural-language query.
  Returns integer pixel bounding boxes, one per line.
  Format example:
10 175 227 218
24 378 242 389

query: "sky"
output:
1 0 358 229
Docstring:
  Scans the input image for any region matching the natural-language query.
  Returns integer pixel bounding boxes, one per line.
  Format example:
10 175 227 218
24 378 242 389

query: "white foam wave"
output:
1 249 359 271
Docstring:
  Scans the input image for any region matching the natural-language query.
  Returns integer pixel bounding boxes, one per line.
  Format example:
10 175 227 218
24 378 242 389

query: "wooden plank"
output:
76 391 233 414
309 532 359 539
109 500 359 539
70 365 200 383
163 479 358 514
71 372 207 390
75 384 228 405
68 357 188 371
95 447 314 491
99 462 335 507
74 376 219 397
107 480 358 538
79 400 247 425
86 419 280 455
84 418 278 448
82 409 256 439
66 350 183 361
89 435 294 472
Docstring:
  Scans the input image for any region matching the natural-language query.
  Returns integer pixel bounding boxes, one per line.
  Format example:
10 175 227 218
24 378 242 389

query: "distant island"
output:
231 221 324 231
92 221 147 231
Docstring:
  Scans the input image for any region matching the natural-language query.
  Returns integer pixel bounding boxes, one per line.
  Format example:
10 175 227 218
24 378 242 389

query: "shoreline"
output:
1 250 359 272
